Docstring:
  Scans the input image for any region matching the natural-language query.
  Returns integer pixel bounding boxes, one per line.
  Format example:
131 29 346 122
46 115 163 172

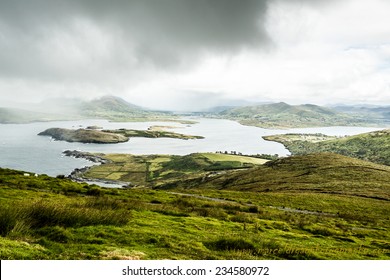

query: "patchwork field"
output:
82 153 268 188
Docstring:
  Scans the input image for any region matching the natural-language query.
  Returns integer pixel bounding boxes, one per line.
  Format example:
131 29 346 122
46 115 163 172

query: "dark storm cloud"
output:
0 0 271 82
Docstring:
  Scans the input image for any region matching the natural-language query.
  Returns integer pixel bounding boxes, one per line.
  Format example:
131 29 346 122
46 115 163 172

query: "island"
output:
38 128 129 144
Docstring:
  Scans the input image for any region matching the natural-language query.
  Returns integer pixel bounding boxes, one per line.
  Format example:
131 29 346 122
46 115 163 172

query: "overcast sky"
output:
0 0 389 110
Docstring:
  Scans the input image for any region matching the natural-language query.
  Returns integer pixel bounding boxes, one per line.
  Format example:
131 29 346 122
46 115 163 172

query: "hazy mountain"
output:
331 105 390 124
83 96 143 113
0 107 79 124
79 96 150 120
216 102 363 128
0 96 154 123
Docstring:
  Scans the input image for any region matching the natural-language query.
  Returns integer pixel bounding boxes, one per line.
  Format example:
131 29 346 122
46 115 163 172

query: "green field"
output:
1 152 389 260
82 153 268 188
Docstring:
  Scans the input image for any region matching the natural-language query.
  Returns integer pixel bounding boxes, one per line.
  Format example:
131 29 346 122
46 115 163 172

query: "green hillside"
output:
1 152 389 260
218 102 379 128
264 129 390 165
80 96 148 120
172 153 390 199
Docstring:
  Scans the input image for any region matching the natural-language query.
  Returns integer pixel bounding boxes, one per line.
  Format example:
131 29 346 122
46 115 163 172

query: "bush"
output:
248 206 260 213
86 187 102 196
204 238 256 252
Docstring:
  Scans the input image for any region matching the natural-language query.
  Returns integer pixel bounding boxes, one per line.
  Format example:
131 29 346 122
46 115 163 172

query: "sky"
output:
0 0 389 111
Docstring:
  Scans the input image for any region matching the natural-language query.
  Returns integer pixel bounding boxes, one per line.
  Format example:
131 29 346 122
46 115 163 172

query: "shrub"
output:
248 206 260 213
204 238 256 252
86 187 102 196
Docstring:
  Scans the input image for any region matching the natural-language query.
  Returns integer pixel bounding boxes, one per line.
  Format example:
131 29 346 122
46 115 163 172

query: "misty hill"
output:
264 129 390 166
0 96 165 124
81 96 145 117
217 102 382 128
0 107 78 124
165 153 390 200
332 105 390 124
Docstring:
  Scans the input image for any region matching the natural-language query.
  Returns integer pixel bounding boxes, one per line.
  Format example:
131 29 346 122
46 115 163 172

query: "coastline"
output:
64 150 129 188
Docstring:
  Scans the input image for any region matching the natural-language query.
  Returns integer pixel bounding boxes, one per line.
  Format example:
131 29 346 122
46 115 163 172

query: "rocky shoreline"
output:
64 150 131 188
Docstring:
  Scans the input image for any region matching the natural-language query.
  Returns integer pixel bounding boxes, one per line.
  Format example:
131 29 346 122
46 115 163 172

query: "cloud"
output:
0 0 270 82
0 0 389 108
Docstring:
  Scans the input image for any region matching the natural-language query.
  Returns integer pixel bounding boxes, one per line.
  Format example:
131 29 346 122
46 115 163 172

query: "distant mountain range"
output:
1 96 389 128
331 105 390 123
213 102 389 128
0 96 158 123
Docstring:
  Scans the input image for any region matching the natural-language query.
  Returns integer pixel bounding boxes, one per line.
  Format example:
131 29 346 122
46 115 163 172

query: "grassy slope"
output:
263 129 390 165
1 153 389 260
175 153 390 200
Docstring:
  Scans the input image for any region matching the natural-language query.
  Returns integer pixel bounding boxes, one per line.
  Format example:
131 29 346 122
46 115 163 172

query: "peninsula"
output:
38 128 128 144
38 127 204 143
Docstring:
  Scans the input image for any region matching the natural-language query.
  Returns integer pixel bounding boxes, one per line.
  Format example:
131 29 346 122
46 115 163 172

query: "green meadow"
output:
1 152 389 260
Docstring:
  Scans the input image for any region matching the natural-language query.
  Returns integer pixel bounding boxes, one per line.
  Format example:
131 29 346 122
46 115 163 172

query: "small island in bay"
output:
38 128 129 144
38 126 204 143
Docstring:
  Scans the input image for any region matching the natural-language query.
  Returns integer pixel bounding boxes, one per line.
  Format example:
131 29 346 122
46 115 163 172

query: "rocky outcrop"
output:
63 150 109 164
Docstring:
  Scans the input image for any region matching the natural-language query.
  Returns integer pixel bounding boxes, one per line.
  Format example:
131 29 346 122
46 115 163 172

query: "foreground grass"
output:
0 160 389 260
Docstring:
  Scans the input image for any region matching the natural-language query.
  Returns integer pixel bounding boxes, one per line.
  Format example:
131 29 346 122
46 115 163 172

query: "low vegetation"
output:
1 152 389 260
263 129 390 165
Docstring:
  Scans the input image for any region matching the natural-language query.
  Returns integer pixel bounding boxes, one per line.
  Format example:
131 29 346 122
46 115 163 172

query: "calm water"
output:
0 118 385 176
